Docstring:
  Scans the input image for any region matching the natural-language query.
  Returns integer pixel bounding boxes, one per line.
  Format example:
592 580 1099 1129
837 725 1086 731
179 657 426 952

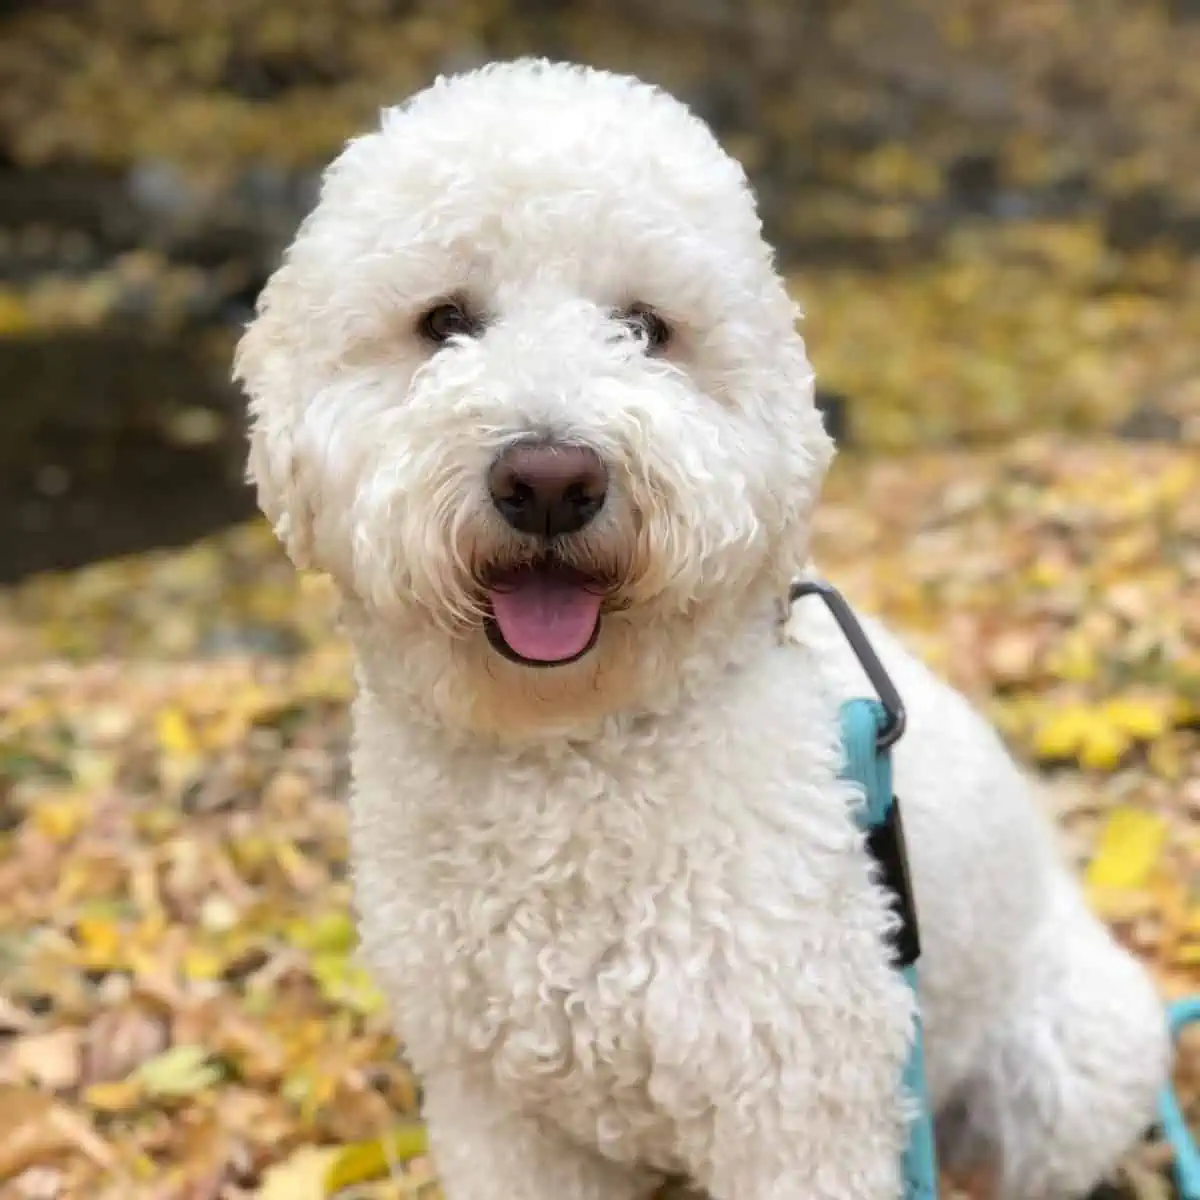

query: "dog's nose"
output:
488 443 608 537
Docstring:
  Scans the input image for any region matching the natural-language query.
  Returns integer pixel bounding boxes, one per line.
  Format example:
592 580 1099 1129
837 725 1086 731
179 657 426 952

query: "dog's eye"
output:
620 304 672 354
419 301 479 344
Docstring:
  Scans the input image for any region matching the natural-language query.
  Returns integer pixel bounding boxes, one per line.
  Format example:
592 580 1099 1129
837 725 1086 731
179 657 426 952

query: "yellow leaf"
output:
1147 735 1186 781
134 1044 222 1098
1085 808 1167 892
311 954 387 1017
1028 558 1068 590
84 1078 145 1114
1033 705 1092 761
1102 697 1168 741
1046 636 1099 684
324 1122 429 1192
182 944 225 982
257 1144 340 1200
32 796 88 841
156 706 198 757
294 910 358 956
74 916 124 969
1078 721 1132 772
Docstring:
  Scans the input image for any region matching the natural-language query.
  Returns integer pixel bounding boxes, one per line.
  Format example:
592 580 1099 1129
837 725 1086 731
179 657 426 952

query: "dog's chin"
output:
480 557 613 670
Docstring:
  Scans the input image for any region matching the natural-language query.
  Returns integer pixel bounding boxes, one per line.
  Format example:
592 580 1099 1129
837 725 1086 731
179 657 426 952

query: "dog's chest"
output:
425 823 741 1166
447 858 678 1160
377 725 872 1166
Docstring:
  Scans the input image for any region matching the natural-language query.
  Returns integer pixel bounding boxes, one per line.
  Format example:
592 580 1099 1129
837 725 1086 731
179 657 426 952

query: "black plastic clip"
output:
789 578 907 751
867 796 921 968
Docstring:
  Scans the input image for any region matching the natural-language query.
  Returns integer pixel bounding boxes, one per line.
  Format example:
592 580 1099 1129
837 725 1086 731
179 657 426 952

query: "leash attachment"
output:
791 577 920 965
793 577 937 1199
790 578 906 749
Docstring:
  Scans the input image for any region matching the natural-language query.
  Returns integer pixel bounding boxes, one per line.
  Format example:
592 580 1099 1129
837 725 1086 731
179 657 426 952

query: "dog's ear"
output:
233 264 317 569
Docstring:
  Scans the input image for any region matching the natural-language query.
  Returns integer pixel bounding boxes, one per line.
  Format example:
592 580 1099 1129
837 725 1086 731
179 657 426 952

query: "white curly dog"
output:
236 59 1169 1200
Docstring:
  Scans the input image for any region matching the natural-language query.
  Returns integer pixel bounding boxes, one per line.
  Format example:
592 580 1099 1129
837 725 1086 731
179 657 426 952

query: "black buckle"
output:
789 579 907 751
867 797 921 968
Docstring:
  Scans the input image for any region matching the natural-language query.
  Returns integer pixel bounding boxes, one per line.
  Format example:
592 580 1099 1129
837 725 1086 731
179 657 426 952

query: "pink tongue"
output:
488 571 603 663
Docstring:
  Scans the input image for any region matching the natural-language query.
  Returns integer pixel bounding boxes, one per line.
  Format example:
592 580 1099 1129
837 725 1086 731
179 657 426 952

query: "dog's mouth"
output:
483 559 608 668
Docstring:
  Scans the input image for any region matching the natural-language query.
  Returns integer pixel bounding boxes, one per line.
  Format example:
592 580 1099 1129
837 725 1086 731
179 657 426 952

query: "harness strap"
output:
1161 997 1200 1200
840 698 939 1200
797 578 1200 1200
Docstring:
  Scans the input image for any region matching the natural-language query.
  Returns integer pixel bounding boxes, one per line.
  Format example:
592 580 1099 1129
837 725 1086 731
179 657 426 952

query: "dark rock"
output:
944 151 1001 214
1105 188 1170 253
1115 404 1183 443
815 386 850 444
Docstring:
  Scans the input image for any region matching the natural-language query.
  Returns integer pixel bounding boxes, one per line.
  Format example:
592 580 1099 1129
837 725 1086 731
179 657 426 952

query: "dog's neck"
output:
344 585 791 756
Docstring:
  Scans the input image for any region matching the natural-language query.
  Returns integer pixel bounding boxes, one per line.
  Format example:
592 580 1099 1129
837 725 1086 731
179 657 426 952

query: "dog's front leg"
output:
685 1089 908 1200
421 1067 660 1200
665 962 915 1200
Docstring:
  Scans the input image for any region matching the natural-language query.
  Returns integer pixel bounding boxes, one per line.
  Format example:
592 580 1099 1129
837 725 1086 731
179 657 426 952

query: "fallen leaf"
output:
0 996 36 1035
1086 808 1169 892
157 707 200 758
8 1165 66 1200
323 1122 429 1193
10 1029 83 1092
82 1006 169 1085
256 1144 339 1200
134 1044 223 1099
0 1086 115 1179
82 1078 144 1115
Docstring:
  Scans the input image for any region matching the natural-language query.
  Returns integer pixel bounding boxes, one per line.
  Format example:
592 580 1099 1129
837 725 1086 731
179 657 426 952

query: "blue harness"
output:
793 578 1200 1200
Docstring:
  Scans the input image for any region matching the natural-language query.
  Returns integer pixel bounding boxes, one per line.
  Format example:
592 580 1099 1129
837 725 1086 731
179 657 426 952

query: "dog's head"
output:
235 60 833 737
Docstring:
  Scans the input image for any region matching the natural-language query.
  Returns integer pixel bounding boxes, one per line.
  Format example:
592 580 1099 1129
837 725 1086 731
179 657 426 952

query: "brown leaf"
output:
9 1166 66 1199
0 1086 115 1179
82 1006 170 1085
10 1029 83 1092
0 995 37 1035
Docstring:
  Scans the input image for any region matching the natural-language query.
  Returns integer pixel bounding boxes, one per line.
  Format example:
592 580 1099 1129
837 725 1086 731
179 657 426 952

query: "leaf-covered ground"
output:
3 2 1200 1196
0 433 1197 1199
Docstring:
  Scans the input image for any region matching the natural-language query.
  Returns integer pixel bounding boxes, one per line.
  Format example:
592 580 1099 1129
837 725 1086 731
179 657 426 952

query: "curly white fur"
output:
235 59 1170 1200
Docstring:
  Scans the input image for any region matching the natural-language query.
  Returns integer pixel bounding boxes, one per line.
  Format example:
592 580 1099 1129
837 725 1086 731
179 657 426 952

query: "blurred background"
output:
0 2 1198 1198
3 0 1200 579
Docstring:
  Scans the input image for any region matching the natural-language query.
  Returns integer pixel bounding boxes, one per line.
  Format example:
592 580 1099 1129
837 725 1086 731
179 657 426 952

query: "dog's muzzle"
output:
483 441 609 667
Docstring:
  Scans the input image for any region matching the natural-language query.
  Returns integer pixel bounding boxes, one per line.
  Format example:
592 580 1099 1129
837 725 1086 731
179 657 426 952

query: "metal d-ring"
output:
789 578 907 751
